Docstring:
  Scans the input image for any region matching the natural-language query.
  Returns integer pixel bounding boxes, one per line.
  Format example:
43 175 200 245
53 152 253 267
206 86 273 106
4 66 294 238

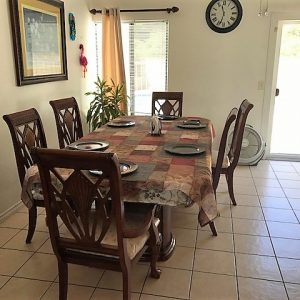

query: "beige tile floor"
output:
0 160 300 299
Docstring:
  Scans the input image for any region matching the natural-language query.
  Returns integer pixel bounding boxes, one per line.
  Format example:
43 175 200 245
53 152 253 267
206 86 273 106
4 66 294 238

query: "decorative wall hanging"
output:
69 13 76 40
9 0 68 86
79 44 88 78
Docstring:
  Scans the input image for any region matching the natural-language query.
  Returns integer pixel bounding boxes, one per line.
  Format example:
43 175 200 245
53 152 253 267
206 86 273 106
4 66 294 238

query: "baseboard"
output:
0 201 23 223
265 154 300 161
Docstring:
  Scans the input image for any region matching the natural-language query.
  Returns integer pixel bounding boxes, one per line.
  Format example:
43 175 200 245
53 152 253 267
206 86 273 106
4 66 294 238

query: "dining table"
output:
22 115 218 260
79 115 218 259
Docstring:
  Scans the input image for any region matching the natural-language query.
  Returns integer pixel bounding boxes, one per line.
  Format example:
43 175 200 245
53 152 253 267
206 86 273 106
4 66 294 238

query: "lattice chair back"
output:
152 92 183 117
3 108 47 185
50 97 83 149
32 149 128 257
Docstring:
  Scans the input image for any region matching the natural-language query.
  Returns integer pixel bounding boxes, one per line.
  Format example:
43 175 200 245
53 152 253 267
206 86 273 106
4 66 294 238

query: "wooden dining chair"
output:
152 92 183 117
49 97 83 149
3 108 47 243
212 100 254 205
32 148 161 300
212 107 238 193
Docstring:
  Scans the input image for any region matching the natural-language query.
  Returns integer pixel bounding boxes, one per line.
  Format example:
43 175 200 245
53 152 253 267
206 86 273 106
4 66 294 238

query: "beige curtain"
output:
102 8 128 114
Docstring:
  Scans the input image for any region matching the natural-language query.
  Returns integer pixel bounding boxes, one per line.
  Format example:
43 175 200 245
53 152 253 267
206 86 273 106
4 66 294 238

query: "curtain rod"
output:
90 7 179 15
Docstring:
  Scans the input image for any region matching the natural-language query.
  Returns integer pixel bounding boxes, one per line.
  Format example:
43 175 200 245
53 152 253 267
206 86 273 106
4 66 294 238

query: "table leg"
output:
157 206 176 261
142 205 176 261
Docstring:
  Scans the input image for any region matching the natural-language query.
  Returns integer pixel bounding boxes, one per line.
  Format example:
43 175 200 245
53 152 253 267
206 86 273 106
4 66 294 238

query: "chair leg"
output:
226 171 237 206
149 221 161 279
212 168 221 193
209 221 218 236
26 206 37 244
121 265 131 300
58 260 68 300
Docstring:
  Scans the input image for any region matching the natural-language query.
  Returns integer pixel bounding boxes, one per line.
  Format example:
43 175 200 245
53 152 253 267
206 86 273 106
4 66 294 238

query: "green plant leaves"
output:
85 78 128 131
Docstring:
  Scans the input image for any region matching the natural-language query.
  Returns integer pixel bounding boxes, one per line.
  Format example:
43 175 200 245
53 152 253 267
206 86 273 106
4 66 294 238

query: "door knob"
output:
275 88 280 96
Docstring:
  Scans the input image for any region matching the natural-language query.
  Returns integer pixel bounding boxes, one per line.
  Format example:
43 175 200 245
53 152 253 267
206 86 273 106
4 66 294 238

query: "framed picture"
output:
9 0 68 86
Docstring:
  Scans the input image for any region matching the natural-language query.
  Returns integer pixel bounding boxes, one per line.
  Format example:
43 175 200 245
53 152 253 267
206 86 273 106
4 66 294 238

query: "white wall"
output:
85 0 300 148
0 0 94 215
86 0 270 138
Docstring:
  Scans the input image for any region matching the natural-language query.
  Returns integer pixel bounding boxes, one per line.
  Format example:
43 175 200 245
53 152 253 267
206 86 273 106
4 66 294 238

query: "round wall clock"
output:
205 0 243 33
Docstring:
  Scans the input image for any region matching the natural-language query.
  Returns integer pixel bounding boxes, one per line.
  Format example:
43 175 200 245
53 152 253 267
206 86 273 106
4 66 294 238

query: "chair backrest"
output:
213 107 238 190
49 97 83 149
228 99 254 168
31 148 126 259
152 92 183 116
3 108 47 185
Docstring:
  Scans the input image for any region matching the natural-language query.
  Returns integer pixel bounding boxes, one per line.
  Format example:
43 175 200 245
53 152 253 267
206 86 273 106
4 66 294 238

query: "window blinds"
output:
95 20 169 115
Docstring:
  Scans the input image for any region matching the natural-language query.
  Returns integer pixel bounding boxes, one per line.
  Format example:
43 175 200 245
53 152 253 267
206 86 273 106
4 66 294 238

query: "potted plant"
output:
85 77 128 131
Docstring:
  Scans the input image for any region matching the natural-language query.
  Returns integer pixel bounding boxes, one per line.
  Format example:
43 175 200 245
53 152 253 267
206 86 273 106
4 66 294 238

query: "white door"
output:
263 14 300 160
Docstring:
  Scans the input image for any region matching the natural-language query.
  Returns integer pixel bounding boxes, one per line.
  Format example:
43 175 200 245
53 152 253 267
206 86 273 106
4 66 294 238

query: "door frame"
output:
262 12 300 160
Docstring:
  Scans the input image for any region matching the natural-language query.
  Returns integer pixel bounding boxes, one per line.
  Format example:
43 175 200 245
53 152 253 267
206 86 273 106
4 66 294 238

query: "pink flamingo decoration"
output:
79 44 88 78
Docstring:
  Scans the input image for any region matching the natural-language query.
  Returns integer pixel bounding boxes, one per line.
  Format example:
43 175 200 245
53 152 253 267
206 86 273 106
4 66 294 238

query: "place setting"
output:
107 119 136 127
177 119 207 129
67 140 110 151
89 160 138 176
164 143 206 155
158 114 179 120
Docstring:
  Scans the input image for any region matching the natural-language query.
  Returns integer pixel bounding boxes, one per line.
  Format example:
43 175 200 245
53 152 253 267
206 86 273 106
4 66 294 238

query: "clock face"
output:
206 0 243 33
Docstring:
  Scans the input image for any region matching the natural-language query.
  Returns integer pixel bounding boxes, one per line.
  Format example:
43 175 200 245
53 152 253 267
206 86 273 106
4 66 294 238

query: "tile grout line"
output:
137 263 150 300
0 228 23 249
229 174 240 300
188 211 200 300
0 214 57 298
273 165 300 225
88 269 106 300
24 223 58 300
255 163 290 299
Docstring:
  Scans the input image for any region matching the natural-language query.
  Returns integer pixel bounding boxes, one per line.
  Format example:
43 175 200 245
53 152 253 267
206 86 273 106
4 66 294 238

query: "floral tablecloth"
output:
21 116 218 227
86 116 217 226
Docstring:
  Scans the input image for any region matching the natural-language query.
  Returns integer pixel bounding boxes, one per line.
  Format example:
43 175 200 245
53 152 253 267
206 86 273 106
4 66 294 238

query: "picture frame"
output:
9 0 68 86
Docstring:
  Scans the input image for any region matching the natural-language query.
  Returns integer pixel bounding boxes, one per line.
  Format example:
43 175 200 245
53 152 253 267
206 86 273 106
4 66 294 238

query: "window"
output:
95 20 169 115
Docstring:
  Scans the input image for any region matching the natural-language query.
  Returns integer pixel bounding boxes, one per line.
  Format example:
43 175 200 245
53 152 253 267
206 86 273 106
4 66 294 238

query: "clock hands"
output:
220 4 225 24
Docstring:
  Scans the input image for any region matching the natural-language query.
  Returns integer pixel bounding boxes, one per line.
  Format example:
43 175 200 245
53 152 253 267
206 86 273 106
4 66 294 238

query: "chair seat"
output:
60 205 160 260
102 216 160 259
212 150 230 168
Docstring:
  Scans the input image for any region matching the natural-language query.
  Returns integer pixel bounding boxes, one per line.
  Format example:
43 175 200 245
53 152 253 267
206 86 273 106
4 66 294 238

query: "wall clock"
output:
206 0 243 33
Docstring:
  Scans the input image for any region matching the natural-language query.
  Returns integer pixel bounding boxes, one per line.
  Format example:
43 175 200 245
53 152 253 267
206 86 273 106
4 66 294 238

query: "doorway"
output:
270 22 300 156
263 14 300 160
